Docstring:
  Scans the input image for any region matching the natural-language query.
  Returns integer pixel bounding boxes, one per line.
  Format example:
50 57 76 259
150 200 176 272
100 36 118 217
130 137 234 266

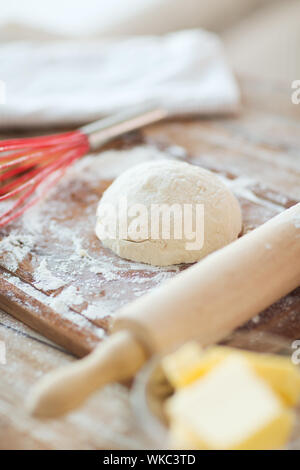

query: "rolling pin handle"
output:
27 331 147 418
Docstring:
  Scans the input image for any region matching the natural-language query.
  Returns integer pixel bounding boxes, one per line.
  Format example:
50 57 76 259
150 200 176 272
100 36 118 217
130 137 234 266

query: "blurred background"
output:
0 0 299 83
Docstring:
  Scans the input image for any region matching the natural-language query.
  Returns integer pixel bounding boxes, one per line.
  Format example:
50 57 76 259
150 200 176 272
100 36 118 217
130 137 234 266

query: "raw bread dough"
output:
95 160 242 266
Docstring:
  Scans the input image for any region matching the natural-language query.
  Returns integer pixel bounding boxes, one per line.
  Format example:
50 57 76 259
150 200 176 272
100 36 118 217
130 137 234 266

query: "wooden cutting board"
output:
0 78 299 357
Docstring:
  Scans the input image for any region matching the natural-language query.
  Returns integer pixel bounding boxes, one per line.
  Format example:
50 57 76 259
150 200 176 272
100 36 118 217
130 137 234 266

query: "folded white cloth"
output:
0 30 239 128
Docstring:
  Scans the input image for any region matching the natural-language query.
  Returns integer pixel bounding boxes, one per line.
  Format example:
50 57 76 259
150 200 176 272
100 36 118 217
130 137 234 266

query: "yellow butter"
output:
162 342 204 388
166 356 294 450
162 343 300 406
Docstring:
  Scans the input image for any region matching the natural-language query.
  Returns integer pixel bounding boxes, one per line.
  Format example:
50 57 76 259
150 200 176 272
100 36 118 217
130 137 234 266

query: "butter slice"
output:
166 356 293 450
162 342 204 388
162 343 300 406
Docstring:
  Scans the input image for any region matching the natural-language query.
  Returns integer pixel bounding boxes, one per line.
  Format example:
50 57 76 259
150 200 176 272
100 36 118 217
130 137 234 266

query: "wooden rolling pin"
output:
27 203 300 417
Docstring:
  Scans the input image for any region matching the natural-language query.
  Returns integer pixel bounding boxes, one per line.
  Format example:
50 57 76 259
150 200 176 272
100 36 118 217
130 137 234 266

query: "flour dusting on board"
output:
0 146 181 337
34 259 65 291
0 144 297 344
57 285 84 305
0 231 36 272
67 145 172 182
49 287 84 315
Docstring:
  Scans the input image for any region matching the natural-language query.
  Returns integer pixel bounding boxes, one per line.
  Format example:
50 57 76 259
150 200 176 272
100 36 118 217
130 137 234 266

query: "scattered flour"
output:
222 176 283 212
2 271 103 339
67 145 172 182
34 259 65 291
49 296 69 315
48 286 84 315
1 144 296 343
53 285 84 306
251 314 261 324
0 231 36 272
82 303 109 321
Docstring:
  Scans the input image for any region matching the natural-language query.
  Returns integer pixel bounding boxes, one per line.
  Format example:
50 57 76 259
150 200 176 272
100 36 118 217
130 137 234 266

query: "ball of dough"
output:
95 160 242 266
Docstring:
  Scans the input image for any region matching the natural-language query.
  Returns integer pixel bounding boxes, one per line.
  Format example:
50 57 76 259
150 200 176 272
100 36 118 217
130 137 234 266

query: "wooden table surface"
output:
0 78 299 449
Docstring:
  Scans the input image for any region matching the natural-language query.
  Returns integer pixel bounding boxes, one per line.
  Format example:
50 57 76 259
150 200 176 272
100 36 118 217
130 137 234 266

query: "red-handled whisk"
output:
0 106 166 228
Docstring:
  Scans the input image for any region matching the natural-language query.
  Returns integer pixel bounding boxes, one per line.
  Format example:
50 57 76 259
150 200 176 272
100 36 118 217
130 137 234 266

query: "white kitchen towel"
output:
0 29 240 128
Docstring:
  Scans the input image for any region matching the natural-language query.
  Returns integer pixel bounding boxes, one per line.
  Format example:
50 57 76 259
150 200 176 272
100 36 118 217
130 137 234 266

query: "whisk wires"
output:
0 131 89 228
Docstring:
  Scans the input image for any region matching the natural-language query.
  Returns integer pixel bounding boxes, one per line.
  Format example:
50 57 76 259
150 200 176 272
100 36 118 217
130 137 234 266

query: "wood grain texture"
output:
0 78 299 358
